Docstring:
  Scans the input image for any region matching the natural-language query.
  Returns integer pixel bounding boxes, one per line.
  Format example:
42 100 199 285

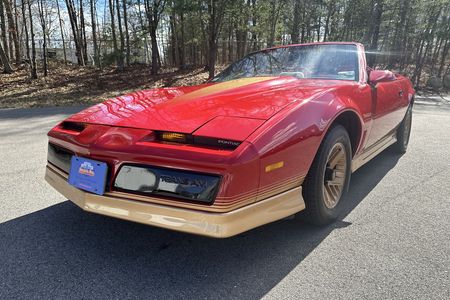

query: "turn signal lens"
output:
160 132 187 142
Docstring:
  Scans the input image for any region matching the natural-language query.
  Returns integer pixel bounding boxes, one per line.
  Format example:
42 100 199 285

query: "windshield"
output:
213 44 359 82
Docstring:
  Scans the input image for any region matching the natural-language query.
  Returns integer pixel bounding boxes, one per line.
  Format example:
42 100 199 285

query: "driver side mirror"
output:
369 70 396 85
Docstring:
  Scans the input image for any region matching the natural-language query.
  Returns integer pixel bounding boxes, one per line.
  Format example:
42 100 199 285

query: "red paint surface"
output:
48 42 415 209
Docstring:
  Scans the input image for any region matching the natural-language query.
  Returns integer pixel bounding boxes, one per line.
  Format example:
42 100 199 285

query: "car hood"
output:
66 76 339 137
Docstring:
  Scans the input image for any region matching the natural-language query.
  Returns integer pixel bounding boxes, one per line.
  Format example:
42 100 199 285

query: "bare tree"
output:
2 0 20 63
108 0 121 69
79 0 88 62
37 0 48 76
250 0 257 51
206 0 227 79
291 0 302 44
56 0 67 63
122 0 130 66
90 0 99 66
0 0 8 61
65 0 85 65
21 0 30 65
323 0 336 42
115 0 125 69
27 0 37 78
169 6 179 66
144 0 166 75
267 0 283 47
366 0 384 67
0 39 13 73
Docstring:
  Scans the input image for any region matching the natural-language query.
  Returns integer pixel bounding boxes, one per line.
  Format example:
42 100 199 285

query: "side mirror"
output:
369 70 396 85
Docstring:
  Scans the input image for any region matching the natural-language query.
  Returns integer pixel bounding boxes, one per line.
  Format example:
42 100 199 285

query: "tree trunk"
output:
323 1 335 42
179 11 185 68
122 0 130 66
250 0 257 51
412 6 442 85
115 0 125 70
206 0 225 79
431 36 443 74
291 0 301 44
21 0 30 65
0 40 13 73
415 13 441 86
79 0 88 63
208 36 217 79
90 0 99 67
438 39 450 77
0 0 8 61
2 0 20 63
367 0 384 67
54 0 67 64
108 0 120 68
13 0 19 58
150 26 158 74
27 0 37 79
169 13 179 66
38 0 48 76
300 5 306 42
267 0 277 47
387 0 409 68
65 0 85 65
144 0 165 75
228 26 233 62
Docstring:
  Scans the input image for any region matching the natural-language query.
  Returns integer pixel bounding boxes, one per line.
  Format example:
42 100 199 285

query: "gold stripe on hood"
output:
177 77 276 101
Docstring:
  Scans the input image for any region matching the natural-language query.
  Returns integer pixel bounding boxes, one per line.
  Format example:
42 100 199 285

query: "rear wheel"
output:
302 125 352 225
393 105 412 153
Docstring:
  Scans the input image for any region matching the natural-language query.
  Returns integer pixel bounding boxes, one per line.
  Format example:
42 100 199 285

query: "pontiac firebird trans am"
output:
45 42 414 238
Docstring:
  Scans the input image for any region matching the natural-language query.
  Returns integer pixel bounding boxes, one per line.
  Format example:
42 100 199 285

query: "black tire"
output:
393 105 413 153
302 125 352 225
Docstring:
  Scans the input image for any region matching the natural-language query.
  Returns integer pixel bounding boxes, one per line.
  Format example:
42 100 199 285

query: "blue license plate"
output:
68 156 108 195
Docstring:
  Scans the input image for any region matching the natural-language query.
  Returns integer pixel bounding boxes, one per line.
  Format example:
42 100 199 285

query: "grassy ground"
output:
0 63 212 109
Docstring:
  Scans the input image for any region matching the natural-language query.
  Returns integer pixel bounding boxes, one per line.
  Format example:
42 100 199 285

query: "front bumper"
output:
45 165 305 238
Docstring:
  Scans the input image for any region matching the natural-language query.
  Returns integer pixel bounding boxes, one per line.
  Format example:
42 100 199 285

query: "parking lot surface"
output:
0 104 449 299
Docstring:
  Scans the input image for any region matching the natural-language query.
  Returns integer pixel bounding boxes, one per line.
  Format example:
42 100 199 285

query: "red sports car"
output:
45 42 414 238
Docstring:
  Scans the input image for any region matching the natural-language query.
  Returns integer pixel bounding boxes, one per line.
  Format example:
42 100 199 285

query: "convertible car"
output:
45 42 414 237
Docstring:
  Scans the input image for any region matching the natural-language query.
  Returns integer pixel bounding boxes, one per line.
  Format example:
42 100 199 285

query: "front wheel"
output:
302 125 352 225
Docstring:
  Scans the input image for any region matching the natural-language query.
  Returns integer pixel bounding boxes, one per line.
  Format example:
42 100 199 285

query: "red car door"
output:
366 78 406 147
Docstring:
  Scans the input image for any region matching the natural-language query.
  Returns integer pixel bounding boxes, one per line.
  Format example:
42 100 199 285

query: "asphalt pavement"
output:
0 104 449 299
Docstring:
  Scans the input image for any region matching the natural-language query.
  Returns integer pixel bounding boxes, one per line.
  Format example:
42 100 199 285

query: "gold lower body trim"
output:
45 166 306 238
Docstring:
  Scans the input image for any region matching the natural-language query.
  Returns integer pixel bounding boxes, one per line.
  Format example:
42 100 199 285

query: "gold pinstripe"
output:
47 163 305 213
174 77 276 102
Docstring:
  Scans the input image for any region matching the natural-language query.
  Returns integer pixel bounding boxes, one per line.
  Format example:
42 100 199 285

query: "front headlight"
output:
154 131 241 150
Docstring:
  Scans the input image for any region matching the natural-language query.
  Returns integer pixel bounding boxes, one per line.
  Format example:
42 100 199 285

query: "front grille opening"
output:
114 165 221 204
60 121 86 133
47 143 73 173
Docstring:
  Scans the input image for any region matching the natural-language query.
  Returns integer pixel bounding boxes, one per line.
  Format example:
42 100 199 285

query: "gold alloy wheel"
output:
323 142 347 209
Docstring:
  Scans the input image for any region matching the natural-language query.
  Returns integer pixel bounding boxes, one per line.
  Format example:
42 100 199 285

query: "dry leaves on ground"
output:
0 63 215 109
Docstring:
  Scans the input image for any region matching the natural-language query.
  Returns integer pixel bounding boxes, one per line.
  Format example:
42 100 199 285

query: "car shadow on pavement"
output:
0 150 402 299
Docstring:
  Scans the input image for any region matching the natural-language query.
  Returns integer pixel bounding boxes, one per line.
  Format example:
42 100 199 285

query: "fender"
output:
248 89 366 200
